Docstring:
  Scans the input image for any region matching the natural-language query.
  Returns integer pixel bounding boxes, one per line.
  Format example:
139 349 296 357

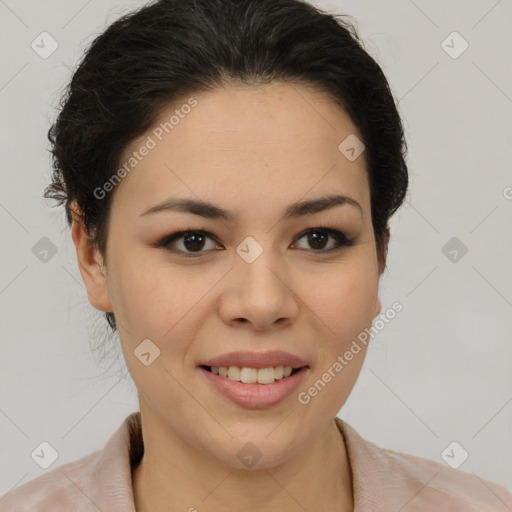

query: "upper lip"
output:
198 350 309 369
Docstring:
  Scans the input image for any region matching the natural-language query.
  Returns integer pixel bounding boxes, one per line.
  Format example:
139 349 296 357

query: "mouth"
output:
199 364 307 385
197 364 310 409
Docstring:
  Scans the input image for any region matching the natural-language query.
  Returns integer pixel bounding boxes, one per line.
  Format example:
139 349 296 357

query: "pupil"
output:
184 233 205 252
309 231 327 250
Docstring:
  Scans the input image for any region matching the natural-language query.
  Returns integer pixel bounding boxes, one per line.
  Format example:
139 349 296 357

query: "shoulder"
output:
375 444 512 511
0 412 140 512
0 450 102 512
335 418 512 511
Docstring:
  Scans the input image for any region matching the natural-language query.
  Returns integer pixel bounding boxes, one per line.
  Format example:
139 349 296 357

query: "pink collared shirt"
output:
1 412 511 511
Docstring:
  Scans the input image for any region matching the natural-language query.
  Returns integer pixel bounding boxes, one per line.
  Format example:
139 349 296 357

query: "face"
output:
73 81 384 469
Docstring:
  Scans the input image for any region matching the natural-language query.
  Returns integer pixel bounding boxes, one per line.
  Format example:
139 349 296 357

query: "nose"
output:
218 247 300 332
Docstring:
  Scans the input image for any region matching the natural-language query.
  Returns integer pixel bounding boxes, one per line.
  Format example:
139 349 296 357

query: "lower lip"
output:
198 366 309 409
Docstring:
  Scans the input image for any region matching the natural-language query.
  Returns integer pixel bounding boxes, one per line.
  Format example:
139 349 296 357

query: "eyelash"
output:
156 225 355 258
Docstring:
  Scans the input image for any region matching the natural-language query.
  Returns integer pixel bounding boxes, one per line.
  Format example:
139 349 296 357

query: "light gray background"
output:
1 0 511 495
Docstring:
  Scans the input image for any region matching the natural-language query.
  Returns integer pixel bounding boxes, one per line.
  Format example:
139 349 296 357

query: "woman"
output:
1 0 510 510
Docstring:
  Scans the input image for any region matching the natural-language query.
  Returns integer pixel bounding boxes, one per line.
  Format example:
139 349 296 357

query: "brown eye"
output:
157 226 353 258
181 232 207 252
158 230 220 257
293 228 354 253
306 230 329 250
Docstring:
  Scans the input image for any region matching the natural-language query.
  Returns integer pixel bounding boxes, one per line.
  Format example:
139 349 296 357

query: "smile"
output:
201 365 303 384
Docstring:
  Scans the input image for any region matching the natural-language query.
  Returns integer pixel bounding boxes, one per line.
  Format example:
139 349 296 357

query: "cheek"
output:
299 261 379 343
106 256 174 339
108 255 214 349
109 242 378 353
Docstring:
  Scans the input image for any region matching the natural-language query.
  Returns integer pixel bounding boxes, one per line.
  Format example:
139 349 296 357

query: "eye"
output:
156 226 354 258
157 228 220 257
293 227 354 253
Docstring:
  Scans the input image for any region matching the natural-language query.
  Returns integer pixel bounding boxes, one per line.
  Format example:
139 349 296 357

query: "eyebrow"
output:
140 194 363 221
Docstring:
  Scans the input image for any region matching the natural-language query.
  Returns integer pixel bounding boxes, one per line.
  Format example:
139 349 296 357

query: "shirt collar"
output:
87 412 374 510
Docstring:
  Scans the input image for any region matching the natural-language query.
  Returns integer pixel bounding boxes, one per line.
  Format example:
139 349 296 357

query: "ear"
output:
377 225 390 276
70 204 113 313
374 225 389 319
373 296 382 318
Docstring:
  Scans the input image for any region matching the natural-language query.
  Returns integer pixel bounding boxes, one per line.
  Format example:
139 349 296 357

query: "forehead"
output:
112 81 369 220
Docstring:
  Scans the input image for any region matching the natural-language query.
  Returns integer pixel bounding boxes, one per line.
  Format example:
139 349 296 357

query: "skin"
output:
71 81 388 512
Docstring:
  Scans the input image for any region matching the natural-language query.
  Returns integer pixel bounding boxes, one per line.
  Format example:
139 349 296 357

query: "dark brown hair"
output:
44 0 409 333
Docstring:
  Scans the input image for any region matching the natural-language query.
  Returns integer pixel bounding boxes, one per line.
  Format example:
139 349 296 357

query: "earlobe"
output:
374 297 382 318
70 205 113 313
378 226 390 276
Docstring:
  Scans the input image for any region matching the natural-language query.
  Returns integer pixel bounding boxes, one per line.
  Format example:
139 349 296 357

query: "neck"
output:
132 405 354 512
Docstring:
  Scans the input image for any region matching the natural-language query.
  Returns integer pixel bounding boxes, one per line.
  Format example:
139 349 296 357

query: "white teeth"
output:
209 365 297 384
240 367 258 383
257 367 275 384
227 366 241 381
